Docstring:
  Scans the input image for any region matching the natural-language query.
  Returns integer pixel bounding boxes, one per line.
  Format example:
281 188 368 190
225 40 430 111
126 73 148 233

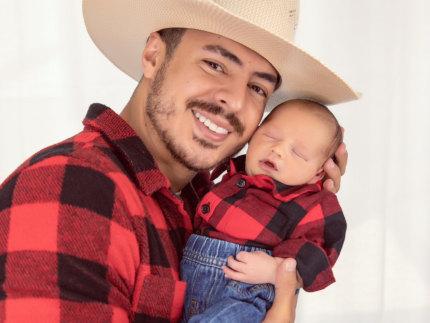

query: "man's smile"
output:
186 99 245 137
193 110 229 134
192 110 231 143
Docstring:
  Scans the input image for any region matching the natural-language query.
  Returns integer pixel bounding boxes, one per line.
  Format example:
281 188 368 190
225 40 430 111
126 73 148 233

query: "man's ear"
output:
307 168 325 184
141 32 166 79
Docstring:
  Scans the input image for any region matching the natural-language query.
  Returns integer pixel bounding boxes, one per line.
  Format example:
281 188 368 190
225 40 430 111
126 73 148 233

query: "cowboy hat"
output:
82 0 361 110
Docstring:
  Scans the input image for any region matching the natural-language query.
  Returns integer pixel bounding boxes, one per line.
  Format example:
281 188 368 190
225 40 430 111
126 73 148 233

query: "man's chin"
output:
165 135 245 173
182 152 222 173
165 145 218 173
180 159 217 173
193 136 220 150
183 148 242 173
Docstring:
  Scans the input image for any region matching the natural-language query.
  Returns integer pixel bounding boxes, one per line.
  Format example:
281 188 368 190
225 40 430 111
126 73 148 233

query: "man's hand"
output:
323 127 348 194
263 258 299 323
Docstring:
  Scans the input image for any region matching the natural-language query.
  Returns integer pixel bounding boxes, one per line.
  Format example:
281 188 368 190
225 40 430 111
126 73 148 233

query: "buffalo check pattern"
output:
195 156 346 292
0 104 207 322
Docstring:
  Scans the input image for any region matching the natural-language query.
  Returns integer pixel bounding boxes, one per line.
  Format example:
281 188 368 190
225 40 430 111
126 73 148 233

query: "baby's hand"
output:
222 251 280 285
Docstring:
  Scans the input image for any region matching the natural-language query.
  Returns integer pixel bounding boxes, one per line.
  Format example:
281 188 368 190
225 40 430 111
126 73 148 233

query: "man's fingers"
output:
334 142 348 175
323 178 336 194
323 159 340 193
263 258 298 323
324 141 348 193
296 271 304 289
274 259 298 298
323 135 348 194
291 293 298 323
273 259 298 315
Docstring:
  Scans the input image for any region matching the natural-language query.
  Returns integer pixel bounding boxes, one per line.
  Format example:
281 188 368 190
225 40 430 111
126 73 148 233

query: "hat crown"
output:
211 0 300 41
83 0 360 107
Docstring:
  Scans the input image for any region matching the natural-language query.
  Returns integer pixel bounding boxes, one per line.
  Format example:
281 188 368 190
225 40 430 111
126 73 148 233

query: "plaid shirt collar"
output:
83 103 171 196
211 155 323 203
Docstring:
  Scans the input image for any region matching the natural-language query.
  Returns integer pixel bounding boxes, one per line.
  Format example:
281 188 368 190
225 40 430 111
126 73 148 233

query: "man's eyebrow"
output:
203 44 281 89
253 71 278 87
203 45 242 66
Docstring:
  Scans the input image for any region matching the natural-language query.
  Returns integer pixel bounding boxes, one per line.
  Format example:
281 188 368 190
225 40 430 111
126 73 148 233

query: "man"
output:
0 0 360 322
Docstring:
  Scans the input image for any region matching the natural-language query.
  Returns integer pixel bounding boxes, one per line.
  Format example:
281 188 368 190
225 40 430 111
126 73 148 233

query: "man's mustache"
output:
186 99 245 137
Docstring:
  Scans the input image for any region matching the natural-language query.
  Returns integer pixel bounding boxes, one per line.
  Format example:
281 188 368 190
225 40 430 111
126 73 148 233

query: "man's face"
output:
245 103 331 186
146 29 278 172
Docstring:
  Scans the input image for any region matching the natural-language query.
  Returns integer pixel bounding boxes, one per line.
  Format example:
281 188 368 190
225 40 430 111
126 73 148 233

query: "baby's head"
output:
245 99 342 186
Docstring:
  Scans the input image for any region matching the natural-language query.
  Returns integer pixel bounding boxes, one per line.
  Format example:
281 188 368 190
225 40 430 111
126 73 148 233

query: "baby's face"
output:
245 103 332 186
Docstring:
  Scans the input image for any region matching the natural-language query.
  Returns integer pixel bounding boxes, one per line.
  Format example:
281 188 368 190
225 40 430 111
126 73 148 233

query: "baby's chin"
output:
245 168 284 184
248 170 305 187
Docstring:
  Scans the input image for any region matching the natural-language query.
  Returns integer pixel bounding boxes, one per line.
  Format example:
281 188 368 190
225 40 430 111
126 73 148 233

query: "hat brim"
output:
83 0 361 110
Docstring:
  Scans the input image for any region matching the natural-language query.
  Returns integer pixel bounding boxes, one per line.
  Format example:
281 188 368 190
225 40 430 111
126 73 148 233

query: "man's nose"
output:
214 77 247 113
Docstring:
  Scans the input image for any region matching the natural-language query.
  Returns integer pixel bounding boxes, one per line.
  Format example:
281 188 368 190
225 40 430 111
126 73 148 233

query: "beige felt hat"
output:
82 0 362 110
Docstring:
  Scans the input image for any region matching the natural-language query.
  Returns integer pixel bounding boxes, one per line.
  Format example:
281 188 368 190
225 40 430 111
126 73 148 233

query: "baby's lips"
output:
260 159 278 171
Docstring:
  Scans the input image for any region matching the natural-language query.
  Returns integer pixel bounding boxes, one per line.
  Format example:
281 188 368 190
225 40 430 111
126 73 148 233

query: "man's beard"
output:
145 61 245 173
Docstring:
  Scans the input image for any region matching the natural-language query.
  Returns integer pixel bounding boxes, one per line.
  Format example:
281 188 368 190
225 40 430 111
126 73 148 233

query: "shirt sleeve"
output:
0 157 134 322
273 196 346 292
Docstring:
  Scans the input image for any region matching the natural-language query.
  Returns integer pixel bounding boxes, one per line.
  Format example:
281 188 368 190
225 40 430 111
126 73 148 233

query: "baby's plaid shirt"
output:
195 156 347 292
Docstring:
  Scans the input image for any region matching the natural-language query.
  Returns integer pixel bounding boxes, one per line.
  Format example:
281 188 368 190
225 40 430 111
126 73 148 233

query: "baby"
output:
180 99 346 322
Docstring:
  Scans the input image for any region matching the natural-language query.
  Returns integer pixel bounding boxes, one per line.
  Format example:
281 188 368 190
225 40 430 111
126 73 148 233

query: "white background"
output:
1 1 429 322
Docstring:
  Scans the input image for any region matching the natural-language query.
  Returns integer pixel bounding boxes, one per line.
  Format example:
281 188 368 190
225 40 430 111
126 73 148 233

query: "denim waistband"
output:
183 234 272 268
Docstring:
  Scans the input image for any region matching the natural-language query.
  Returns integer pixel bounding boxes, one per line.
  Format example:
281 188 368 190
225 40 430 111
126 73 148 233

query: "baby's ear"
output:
307 168 325 184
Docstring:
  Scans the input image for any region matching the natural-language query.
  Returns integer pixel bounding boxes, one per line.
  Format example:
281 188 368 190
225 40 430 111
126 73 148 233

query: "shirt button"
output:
236 179 246 188
201 204 210 214
195 229 201 235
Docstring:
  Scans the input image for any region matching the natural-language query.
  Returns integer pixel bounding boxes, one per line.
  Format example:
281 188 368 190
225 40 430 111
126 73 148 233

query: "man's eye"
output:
249 85 267 97
205 60 223 72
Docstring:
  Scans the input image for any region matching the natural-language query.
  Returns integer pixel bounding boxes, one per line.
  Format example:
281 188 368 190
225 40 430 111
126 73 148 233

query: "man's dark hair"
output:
136 28 187 91
157 28 188 63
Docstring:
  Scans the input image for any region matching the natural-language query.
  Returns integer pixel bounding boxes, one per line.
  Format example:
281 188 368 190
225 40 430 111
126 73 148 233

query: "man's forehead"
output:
184 29 273 66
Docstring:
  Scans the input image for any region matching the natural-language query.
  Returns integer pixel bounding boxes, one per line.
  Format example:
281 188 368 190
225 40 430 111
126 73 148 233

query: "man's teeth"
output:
194 111 229 134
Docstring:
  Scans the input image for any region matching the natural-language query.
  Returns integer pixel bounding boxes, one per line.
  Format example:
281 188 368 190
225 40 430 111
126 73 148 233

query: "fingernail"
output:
285 260 296 272
328 181 334 189
330 159 335 168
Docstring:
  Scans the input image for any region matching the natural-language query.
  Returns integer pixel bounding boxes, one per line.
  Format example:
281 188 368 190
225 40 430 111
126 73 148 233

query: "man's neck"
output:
120 79 196 193
156 158 197 193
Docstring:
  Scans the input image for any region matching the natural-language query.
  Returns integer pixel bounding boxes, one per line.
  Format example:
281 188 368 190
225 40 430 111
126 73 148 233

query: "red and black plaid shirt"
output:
0 104 209 322
195 155 346 292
